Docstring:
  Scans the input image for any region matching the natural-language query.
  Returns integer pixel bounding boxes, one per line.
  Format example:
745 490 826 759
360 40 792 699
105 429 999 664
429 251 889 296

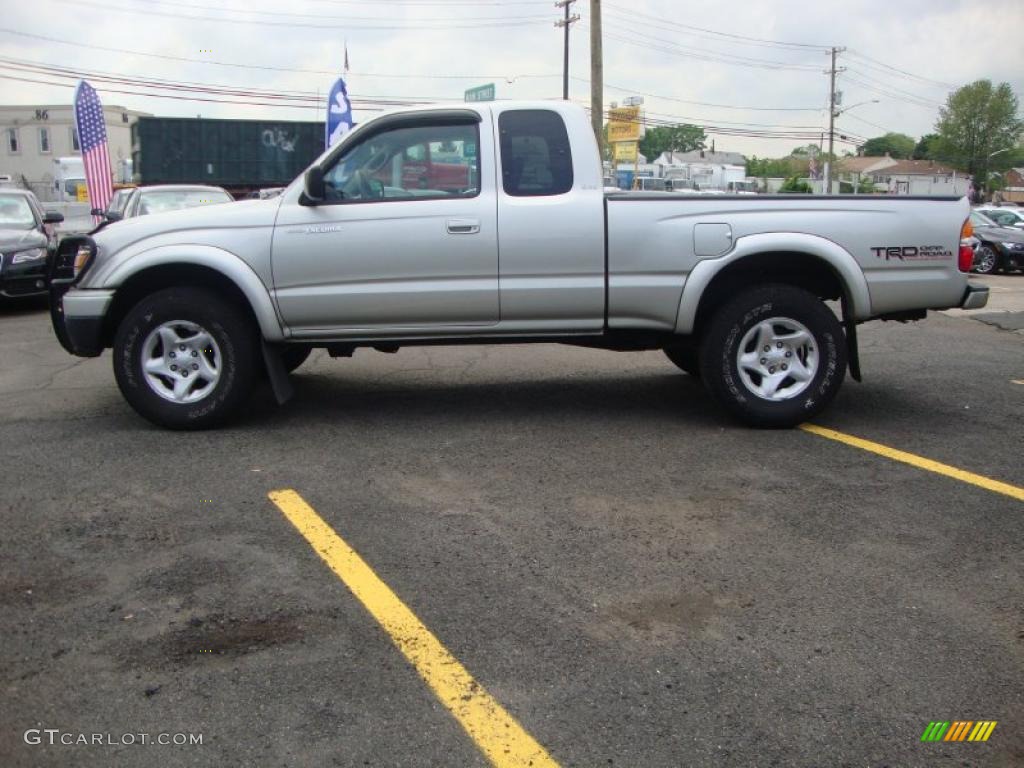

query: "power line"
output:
602 1 831 51
0 28 559 82
51 0 553 29
593 27 822 73
845 49 956 90
593 21 823 70
98 0 556 23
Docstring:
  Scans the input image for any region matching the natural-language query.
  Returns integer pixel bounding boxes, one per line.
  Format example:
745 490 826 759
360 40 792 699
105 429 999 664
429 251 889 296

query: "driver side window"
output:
322 122 480 203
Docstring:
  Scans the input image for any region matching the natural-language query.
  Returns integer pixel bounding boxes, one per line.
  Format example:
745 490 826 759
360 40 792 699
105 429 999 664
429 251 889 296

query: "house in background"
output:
867 159 971 196
0 104 149 201
652 149 746 191
1001 168 1024 202
834 155 897 192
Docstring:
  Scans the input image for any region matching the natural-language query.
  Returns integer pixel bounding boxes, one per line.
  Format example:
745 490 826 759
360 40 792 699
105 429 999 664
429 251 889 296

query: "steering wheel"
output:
353 169 373 199
353 169 384 200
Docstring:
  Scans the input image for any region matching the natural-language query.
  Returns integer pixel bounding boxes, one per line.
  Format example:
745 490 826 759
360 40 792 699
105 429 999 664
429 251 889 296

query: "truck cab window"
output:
498 110 573 197
322 123 480 203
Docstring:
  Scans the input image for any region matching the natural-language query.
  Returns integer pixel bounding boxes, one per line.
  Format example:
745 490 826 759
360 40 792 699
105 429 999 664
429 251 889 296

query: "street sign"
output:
464 83 495 103
608 106 641 142
613 141 638 163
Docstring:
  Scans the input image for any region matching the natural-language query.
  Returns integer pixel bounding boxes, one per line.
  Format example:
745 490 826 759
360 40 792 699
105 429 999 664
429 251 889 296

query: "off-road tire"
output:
699 284 847 428
113 287 257 430
664 345 701 377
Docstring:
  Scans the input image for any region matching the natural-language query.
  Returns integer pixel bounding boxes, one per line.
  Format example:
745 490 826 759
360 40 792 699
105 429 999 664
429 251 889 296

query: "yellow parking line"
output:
268 489 559 768
800 425 1024 502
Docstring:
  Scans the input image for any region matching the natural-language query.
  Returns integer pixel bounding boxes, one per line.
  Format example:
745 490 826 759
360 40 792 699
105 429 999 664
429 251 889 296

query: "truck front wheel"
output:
699 284 847 428
113 287 257 430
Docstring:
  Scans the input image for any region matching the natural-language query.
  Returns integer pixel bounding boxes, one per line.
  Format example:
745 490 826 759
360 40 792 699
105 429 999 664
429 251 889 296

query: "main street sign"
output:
464 83 496 102
608 106 641 142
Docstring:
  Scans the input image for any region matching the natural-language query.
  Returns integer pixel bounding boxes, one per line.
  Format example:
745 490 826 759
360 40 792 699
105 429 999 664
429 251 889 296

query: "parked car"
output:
0 189 63 299
968 210 1024 274
94 185 234 224
49 101 985 430
975 206 1024 230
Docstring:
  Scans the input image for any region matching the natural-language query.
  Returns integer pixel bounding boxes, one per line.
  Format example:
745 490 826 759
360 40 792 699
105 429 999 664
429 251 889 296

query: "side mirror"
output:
302 166 325 205
105 211 123 222
44 211 65 224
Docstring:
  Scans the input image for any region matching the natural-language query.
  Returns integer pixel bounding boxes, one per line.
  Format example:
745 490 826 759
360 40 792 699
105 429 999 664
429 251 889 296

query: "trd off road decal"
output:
870 245 954 261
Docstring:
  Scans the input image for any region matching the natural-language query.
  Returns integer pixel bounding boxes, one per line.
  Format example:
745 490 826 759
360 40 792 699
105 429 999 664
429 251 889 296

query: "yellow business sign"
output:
608 106 641 142
613 141 638 163
75 184 88 202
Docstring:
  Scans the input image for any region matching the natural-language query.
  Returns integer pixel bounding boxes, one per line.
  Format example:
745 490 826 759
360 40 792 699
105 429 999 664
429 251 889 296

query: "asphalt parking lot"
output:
1 275 1021 768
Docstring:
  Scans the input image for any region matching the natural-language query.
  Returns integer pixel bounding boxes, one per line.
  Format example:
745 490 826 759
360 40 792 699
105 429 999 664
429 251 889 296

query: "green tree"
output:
861 133 916 158
779 176 812 193
912 133 941 160
638 124 706 161
934 80 1023 180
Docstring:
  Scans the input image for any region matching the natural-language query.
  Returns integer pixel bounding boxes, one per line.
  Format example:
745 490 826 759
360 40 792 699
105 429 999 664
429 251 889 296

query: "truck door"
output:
272 110 498 333
493 107 605 331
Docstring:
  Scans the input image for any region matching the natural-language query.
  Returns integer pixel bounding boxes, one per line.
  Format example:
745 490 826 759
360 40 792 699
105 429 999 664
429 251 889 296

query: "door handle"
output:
446 218 480 235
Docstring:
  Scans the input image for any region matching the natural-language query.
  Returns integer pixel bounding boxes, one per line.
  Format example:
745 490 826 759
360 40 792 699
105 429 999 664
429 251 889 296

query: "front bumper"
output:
49 287 113 357
960 283 989 310
0 255 49 298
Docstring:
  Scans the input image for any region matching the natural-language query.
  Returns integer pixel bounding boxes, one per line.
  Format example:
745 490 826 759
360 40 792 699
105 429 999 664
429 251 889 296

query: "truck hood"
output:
92 198 281 260
0 227 46 253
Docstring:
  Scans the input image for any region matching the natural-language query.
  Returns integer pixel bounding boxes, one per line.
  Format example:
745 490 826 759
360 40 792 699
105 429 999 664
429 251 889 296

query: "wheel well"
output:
693 251 846 336
101 264 259 348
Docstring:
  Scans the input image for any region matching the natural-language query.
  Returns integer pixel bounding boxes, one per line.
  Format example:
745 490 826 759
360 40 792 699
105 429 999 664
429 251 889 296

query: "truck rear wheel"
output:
699 284 846 428
113 287 257 430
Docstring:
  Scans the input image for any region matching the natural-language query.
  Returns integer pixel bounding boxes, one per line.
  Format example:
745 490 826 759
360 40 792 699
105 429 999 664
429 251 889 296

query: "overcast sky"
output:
1 0 1022 158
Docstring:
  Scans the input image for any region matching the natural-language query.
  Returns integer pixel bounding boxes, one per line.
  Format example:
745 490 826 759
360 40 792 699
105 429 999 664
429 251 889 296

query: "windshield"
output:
108 189 133 215
0 195 37 230
970 211 997 227
137 189 233 216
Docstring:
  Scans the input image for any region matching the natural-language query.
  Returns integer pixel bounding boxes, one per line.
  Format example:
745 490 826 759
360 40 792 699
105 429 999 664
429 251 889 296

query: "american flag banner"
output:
73 80 113 220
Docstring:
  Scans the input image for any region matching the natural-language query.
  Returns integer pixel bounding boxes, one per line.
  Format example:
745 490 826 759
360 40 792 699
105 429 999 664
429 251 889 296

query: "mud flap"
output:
262 342 294 405
841 294 862 383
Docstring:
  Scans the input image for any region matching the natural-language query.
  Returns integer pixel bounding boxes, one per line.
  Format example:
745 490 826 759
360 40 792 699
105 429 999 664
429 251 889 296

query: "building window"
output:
6 127 19 154
39 127 50 154
70 126 80 152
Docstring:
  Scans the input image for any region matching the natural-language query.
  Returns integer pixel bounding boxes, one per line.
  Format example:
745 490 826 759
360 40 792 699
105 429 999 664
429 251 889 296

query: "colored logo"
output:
921 721 997 742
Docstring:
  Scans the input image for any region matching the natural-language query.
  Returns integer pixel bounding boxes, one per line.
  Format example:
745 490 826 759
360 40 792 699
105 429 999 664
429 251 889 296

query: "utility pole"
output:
824 46 845 194
589 0 603 155
554 0 579 101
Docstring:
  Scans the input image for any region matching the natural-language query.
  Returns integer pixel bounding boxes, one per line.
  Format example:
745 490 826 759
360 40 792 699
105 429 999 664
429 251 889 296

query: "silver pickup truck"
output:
48 101 987 430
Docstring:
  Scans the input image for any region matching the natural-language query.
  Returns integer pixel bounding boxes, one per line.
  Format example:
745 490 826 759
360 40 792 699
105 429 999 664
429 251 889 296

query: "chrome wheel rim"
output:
976 248 996 273
141 320 222 404
736 317 818 401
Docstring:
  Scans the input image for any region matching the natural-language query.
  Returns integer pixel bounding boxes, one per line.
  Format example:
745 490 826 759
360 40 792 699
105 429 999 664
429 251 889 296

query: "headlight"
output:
11 247 46 264
1000 242 1024 251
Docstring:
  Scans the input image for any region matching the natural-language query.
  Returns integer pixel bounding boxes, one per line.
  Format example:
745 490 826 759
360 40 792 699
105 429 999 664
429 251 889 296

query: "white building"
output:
0 103 149 201
652 149 747 191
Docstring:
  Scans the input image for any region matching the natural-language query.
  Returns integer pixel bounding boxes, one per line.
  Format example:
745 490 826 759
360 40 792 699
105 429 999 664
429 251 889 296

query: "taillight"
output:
959 243 974 272
958 219 974 272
